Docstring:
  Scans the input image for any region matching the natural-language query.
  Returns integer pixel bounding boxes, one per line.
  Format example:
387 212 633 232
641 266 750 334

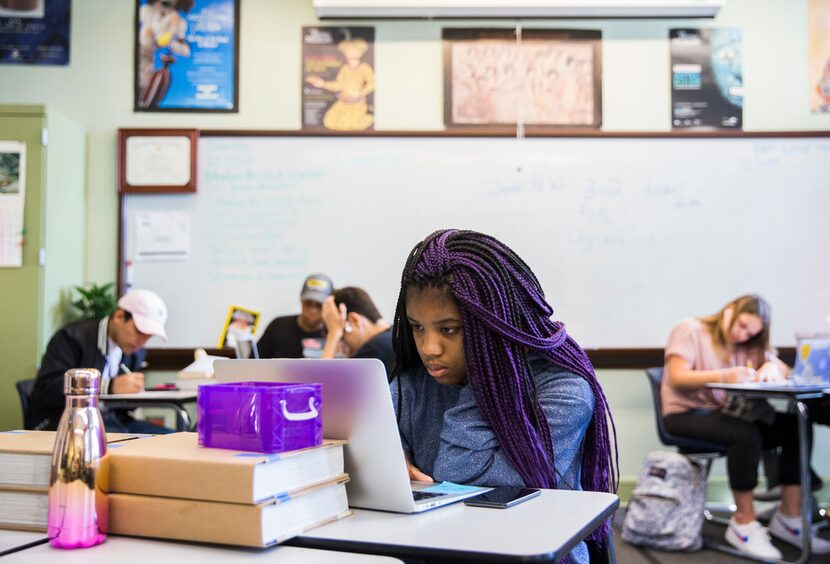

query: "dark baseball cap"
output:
300 274 334 304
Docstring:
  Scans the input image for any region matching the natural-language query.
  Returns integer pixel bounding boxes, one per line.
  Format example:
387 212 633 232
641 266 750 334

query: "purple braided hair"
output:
392 229 619 545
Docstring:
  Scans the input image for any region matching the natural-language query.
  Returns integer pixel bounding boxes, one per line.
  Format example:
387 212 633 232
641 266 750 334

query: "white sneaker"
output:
768 511 830 554
724 518 783 560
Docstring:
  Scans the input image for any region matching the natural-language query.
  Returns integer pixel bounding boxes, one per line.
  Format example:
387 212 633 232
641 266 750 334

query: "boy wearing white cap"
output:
27 289 172 434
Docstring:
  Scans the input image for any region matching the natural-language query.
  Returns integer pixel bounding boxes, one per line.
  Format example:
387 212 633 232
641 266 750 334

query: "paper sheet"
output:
0 141 26 268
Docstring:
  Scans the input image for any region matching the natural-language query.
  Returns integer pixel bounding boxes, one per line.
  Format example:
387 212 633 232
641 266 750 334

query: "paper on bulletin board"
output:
0 141 26 268
135 212 190 261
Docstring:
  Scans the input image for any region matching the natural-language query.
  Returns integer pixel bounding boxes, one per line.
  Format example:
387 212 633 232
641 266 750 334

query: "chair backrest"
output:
15 378 35 427
644 367 724 454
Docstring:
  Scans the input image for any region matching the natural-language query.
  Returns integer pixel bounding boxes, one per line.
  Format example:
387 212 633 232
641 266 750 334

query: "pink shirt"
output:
661 318 740 416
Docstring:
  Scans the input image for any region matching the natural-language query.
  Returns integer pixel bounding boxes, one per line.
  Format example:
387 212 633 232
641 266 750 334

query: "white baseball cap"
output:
118 289 168 341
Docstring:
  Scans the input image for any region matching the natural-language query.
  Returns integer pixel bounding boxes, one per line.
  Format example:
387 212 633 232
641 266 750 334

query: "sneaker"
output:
725 518 783 560
768 511 830 554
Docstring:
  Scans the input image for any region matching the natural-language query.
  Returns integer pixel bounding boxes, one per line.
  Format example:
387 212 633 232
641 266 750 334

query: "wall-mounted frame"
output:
118 128 198 194
443 28 603 131
134 0 240 112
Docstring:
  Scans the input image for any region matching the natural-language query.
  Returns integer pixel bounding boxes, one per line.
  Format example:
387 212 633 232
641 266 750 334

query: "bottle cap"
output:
64 368 101 396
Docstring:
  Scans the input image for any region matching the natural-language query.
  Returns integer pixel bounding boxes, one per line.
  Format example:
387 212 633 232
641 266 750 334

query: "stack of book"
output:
0 430 140 531
108 432 350 547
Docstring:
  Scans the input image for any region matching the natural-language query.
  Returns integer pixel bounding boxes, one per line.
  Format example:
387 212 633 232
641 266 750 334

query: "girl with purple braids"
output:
390 229 618 563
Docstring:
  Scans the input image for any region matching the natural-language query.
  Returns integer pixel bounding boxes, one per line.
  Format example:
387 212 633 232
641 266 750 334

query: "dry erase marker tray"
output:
197 381 322 453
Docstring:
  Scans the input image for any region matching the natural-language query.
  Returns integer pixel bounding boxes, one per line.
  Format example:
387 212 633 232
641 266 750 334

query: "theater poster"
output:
0 0 70 65
134 0 239 112
670 28 743 130
443 28 603 130
302 26 375 132
810 0 830 113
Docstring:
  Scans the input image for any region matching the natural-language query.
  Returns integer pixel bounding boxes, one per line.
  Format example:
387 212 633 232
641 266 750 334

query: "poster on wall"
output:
0 0 70 65
134 0 239 112
443 29 602 130
302 26 375 132
670 28 743 130
809 0 830 113
0 141 26 268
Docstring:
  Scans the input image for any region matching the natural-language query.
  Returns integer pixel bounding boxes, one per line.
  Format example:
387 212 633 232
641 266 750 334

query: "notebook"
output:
214 358 490 513
791 337 830 385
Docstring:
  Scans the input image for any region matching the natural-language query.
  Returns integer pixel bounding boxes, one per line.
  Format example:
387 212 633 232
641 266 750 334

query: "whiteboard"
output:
123 135 830 348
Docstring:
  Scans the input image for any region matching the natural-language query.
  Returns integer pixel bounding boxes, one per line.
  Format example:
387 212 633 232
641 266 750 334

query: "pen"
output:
120 363 131 374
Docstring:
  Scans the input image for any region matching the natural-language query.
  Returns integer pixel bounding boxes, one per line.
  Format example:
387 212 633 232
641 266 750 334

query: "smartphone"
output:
463 487 540 509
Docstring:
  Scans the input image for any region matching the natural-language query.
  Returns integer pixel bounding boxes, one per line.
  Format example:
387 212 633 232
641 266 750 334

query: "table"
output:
0 529 48 557
289 489 620 562
706 382 827 564
99 390 197 432
0 531 402 563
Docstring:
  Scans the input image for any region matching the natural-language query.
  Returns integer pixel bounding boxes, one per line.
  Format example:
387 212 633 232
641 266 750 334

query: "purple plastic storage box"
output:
197 381 323 453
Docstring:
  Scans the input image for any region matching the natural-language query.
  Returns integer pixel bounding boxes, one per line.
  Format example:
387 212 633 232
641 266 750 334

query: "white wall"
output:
0 0 828 480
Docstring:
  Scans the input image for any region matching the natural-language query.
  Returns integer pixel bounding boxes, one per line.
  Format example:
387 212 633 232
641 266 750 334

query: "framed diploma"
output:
118 128 198 193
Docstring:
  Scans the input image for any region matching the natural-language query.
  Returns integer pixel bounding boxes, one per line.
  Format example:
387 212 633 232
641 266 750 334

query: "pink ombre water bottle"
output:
47 368 108 549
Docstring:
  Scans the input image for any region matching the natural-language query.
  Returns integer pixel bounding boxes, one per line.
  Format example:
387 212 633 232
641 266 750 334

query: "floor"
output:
612 508 830 563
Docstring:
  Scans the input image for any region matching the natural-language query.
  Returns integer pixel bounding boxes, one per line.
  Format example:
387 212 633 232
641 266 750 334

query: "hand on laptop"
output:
405 452 433 482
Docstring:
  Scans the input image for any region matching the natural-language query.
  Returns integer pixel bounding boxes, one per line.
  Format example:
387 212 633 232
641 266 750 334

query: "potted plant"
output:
70 282 117 321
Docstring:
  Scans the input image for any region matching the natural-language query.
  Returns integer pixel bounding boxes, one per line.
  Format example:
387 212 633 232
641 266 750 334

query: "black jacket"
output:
27 319 146 430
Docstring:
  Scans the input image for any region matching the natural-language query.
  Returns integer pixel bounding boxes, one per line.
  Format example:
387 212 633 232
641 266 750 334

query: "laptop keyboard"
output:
412 490 443 501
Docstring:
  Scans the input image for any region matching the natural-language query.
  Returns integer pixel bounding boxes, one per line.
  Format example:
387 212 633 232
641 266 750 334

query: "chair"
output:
15 378 35 428
644 369 739 523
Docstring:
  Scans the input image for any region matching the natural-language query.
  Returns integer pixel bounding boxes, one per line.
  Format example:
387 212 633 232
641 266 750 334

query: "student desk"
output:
706 383 827 564
288 489 620 562
0 532 403 563
0 530 48 557
99 390 197 431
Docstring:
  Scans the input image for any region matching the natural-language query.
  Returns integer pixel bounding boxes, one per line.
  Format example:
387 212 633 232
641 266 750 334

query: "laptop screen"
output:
792 338 830 384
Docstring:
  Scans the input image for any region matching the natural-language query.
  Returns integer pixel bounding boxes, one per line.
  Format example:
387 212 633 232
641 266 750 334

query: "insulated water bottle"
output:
47 368 108 549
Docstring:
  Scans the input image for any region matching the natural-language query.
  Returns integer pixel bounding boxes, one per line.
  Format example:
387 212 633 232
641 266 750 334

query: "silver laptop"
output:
214 358 489 513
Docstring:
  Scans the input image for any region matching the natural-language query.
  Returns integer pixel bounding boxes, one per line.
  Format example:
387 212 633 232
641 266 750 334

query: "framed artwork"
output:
134 0 239 112
302 26 376 132
118 128 198 194
443 28 602 130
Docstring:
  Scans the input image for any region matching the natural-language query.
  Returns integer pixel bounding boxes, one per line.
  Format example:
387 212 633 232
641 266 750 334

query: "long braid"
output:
391 229 619 545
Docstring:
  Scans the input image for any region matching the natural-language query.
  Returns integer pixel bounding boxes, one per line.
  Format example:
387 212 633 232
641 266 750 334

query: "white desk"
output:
100 390 198 431
707 382 826 564
290 489 619 562
0 529 47 556
0 533 402 563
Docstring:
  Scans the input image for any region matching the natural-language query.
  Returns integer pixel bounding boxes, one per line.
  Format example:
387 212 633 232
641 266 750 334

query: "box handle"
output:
280 397 319 421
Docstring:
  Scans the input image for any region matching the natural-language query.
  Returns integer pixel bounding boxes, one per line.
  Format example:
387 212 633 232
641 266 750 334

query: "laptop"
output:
214 358 489 513
791 338 830 385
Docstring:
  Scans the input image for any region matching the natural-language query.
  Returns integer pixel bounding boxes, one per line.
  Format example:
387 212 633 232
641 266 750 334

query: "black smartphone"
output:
463 487 540 509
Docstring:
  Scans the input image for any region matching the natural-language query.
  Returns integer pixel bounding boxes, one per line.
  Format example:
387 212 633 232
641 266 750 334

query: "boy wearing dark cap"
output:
257 274 334 359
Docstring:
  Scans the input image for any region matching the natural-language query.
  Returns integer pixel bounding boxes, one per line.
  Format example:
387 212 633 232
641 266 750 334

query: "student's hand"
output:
305 76 324 88
757 361 786 383
726 366 756 384
404 452 433 483
322 296 347 338
111 372 145 394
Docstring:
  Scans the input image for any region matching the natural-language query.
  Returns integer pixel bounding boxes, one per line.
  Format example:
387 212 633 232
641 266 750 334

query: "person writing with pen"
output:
661 294 829 558
27 289 173 434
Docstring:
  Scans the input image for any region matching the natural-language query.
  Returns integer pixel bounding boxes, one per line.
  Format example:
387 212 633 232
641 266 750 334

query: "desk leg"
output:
155 403 192 432
794 400 811 564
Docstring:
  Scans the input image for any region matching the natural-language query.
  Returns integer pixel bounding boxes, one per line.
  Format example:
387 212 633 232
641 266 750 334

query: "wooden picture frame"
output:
118 128 198 194
443 28 603 132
